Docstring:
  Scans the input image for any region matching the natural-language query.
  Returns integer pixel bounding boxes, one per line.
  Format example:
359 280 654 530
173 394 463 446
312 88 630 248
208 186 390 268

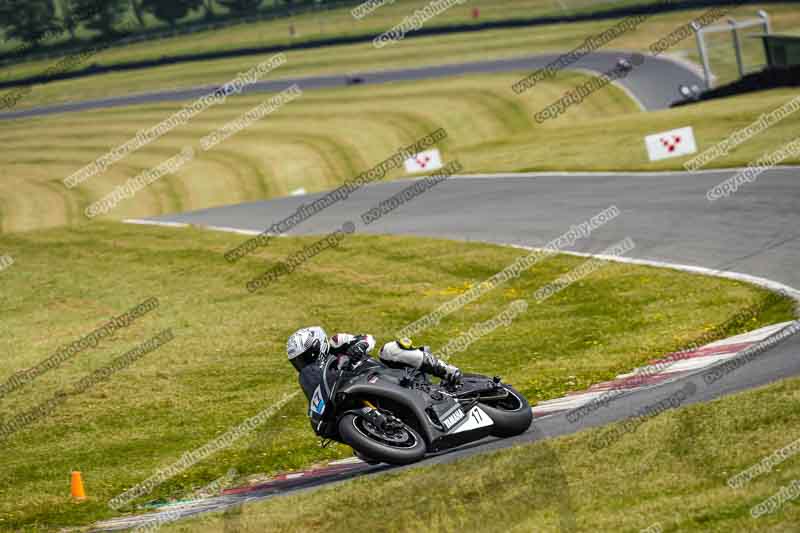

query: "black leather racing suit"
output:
298 333 375 402
299 334 461 403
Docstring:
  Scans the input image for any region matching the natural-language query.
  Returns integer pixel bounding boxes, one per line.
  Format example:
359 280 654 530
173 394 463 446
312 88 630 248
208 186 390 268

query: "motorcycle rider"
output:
286 326 462 403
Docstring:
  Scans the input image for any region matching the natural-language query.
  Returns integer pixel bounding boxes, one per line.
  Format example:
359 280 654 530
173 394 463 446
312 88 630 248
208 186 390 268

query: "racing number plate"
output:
449 406 493 434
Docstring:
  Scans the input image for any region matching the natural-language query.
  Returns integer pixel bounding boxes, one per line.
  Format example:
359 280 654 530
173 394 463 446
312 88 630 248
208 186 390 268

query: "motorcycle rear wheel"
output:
338 413 427 465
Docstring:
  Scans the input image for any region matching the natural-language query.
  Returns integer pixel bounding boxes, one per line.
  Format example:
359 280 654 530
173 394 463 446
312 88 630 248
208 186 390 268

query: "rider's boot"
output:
420 352 462 385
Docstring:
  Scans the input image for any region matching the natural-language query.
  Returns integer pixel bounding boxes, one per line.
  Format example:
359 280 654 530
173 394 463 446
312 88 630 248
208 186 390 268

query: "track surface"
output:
155 169 800 290
0 51 701 121
124 167 800 525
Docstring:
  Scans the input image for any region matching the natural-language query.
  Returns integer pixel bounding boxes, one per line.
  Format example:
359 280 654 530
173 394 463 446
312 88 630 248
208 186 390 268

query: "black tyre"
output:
338 413 427 465
480 385 533 437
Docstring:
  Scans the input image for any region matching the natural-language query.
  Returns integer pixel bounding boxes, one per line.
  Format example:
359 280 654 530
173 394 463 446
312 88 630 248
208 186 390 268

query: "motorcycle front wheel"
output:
479 385 533 437
338 413 427 465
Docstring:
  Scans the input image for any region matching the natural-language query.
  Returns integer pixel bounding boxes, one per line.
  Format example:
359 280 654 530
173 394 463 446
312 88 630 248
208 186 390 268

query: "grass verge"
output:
0 222 793 531
463 86 800 173
0 0 681 81
3 3 798 110
0 71 637 233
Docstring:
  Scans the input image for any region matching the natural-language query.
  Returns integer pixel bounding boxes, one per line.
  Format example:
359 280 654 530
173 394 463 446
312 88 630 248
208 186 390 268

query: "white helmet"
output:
287 326 329 372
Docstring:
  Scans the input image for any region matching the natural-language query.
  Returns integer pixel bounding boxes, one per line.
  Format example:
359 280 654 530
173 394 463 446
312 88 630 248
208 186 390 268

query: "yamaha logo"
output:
441 408 465 430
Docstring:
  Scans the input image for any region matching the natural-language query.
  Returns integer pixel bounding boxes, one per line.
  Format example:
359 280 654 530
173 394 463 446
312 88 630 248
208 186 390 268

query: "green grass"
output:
161 371 800 533
0 0 630 55
0 222 793 531
0 71 638 233
0 0 669 79
465 86 800 173
2 71 799 235
4 3 799 111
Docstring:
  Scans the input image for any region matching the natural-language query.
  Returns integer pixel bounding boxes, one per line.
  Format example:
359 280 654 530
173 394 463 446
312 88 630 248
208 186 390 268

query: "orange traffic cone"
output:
71 471 86 501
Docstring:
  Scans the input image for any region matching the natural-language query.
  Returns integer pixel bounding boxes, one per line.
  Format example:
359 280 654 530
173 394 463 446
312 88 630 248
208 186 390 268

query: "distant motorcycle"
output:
307 353 533 465
345 73 364 85
616 57 633 72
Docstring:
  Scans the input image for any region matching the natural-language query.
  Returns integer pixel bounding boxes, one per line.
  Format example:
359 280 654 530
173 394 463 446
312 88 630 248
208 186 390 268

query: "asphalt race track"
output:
0 51 702 121
153 169 800 291
121 166 800 526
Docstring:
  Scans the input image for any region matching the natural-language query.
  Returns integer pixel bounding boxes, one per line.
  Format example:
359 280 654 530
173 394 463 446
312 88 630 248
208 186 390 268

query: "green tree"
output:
129 0 147 28
72 0 130 37
58 0 80 40
200 0 216 20
218 0 262 15
0 0 60 47
141 0 201 28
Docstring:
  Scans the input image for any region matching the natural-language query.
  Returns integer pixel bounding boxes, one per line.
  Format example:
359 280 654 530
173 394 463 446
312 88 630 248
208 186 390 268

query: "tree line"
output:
0 0 325 48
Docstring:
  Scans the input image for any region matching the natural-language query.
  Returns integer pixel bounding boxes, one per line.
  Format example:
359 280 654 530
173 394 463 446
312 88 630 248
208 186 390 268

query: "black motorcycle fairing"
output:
307 357 406 438
307 354 531 460
334 368 498 449
335 379 438 445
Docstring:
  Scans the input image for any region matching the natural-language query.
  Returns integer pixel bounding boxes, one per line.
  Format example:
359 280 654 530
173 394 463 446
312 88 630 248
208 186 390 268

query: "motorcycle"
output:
307 352 533 465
